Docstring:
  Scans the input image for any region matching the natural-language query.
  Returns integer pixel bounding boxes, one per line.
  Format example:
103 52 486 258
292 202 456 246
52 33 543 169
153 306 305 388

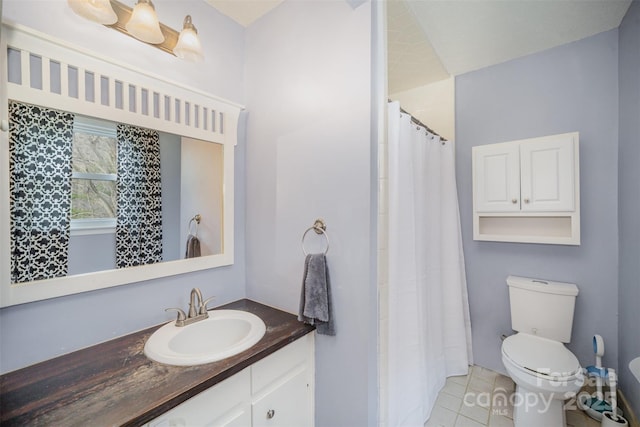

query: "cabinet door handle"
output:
267 409 275 419
524 198 530 204
511 199 518 204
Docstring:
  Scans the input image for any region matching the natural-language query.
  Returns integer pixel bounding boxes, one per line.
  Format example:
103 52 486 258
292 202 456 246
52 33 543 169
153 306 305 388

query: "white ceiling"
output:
204 0 285 27
387 0 451 94
388 0 631 94
204 0 632 95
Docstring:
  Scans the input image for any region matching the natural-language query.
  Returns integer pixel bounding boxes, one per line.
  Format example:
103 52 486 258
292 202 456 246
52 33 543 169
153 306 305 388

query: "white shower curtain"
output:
386 101 473 426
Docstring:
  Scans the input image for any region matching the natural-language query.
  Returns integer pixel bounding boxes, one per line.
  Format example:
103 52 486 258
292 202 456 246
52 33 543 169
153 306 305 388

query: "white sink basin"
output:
144 310 267 366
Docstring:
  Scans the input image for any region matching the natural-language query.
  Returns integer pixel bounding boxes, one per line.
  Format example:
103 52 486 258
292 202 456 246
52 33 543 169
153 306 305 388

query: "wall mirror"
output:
0 23 240 307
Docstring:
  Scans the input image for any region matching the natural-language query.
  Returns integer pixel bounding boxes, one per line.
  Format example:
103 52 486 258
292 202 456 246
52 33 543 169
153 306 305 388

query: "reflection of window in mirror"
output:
67 116 178 276
70 117 118 233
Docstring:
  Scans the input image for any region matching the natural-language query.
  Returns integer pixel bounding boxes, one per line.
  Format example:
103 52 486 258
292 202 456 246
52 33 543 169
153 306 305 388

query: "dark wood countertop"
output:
0 299 314 426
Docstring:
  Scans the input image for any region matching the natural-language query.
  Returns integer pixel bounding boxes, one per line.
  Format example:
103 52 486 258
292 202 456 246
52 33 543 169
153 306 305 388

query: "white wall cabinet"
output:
147 334 314 427
472 132 580 245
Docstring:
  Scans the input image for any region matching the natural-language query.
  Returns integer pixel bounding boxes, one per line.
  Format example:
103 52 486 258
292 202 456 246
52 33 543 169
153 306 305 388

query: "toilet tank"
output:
507 275 579 343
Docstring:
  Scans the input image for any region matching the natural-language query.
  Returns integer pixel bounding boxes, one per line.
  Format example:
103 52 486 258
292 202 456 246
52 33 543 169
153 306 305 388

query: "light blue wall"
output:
456 30 620 374
618 0 640 416
0 0 248 374
243 1 377 425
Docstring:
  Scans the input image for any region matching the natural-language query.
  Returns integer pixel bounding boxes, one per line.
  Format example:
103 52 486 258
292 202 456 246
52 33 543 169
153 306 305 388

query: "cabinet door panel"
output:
252 334 310 396
218 404 252 427
252 367 312 427
473 143 520 212
148 405 251 427
520 136 575 212
148 369 251 427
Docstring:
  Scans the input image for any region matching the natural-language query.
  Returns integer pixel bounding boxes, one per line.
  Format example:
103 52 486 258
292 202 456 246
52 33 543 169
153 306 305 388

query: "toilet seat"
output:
502 333 582 382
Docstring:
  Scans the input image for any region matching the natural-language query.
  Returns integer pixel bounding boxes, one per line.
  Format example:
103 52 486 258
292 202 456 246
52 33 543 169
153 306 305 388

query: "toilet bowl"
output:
501 276 583 427
502 333 584 427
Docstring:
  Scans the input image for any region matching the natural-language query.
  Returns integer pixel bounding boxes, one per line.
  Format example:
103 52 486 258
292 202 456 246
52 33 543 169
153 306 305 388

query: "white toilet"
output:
501 275 585 427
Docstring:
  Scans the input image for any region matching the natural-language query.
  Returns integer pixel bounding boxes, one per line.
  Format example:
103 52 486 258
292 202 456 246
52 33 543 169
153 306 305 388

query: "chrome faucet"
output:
166 287 215 327
188 287 203 318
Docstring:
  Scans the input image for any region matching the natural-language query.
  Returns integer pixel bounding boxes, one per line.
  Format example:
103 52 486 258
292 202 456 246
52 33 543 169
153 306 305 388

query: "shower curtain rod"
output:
390 100 447 141
400 105 447 141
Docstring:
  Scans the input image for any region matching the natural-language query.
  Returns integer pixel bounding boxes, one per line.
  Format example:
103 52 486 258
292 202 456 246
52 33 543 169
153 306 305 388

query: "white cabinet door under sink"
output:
147 369 252 427
145 333 315 427
252 366 311 427
251 334 315 427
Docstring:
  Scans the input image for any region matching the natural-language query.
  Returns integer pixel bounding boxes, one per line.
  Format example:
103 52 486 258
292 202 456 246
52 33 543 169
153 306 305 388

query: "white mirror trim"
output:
0 22 240 307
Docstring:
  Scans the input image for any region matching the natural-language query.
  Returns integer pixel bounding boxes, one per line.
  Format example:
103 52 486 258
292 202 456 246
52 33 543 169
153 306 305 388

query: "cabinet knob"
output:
267 409 275 419
511 199 517 204
524 198 530 204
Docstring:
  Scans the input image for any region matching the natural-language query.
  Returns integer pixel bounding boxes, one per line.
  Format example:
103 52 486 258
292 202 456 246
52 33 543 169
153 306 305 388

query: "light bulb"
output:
68 0 118 25
125 0 164 44
173 15 204 62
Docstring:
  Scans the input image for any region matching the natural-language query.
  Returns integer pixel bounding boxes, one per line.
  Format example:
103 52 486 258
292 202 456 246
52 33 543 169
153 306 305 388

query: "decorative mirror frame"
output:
0 22 242 307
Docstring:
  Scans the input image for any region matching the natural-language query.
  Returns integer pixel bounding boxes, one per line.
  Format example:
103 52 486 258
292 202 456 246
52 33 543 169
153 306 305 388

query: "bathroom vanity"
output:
0 300 315 426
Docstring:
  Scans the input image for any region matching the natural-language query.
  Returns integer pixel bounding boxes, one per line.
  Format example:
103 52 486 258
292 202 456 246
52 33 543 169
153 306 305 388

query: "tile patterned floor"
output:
425 366 601 427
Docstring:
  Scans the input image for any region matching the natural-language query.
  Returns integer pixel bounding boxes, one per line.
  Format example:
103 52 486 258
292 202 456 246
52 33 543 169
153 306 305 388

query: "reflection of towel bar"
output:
188 214 201 237
301 218 329 255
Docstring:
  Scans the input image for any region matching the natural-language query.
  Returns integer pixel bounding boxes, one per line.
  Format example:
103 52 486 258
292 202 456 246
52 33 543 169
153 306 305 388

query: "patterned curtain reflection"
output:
116 124 163 268
9 101 74 283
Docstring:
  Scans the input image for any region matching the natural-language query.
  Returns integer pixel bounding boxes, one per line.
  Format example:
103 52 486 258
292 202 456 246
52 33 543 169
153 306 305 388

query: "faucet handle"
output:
200 296 215 314
165 307 187 325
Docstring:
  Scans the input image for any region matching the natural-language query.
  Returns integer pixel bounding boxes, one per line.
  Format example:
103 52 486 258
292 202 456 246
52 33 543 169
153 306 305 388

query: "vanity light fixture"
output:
67 0 204 61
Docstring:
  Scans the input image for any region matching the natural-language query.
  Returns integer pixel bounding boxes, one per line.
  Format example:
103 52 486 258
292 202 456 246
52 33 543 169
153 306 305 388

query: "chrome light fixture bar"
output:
68 0 204 61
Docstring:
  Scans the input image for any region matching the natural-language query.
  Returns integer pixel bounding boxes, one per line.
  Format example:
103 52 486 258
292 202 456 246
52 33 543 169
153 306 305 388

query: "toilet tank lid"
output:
506 275 579 296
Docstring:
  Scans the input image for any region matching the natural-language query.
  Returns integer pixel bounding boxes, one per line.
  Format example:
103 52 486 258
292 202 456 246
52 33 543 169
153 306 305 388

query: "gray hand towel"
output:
185 234 201 258
298 253 335 335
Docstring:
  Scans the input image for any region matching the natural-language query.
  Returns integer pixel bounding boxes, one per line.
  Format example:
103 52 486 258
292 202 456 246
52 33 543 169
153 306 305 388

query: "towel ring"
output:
301 219 330 256
188 214 201 237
